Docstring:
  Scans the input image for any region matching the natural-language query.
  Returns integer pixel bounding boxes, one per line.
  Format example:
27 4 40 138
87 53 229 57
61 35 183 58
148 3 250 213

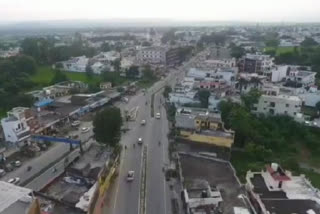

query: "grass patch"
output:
31 66 129 87
264 46 299 56
302 106 318 119
301 169 320 188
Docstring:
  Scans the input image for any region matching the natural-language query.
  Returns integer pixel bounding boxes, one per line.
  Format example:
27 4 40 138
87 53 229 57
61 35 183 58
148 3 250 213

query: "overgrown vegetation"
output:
219 98 320 186
93 107 123 147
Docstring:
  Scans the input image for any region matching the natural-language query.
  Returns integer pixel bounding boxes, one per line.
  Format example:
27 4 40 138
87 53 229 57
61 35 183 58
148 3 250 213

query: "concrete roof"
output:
0 181 32 213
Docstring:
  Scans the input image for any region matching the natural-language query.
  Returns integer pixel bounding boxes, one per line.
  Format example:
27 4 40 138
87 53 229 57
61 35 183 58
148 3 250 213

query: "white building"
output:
253 94 302 117
169 91 199 106
93 51 120 63
91 62 105 74
137 47 167 65
286 69 316 87
60 56 89 72
270 65 288 82
1 107 31 143
202 58 236 69
246 163 320 214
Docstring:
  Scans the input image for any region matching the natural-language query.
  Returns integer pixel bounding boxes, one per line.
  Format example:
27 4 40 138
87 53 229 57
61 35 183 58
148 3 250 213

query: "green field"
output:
264 46 299 56
31 66 101 86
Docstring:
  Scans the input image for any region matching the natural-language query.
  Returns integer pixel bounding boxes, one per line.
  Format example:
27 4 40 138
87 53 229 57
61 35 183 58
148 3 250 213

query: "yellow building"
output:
176 109 234 148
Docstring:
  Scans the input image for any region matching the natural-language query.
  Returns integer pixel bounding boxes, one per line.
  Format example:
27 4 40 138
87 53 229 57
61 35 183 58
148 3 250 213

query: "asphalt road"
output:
107 69 183 214
0 121 93 187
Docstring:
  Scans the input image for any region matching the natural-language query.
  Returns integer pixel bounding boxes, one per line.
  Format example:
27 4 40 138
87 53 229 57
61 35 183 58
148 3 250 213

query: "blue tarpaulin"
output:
34 98 54 108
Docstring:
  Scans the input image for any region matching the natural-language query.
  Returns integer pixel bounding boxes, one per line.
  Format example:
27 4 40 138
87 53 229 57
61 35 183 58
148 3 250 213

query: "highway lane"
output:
106 68 183 214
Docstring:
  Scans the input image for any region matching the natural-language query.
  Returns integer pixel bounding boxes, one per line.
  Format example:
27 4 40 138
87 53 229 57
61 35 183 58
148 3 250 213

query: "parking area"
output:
179 153 247 214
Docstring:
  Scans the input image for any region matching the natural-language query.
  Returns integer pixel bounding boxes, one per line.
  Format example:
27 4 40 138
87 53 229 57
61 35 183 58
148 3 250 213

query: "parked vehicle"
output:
81 127 90 133
13 160 21 167
141 120 146 126
0 169 6 177
63 176 84 185
156 113 161 119
127 171 134 181
71 121 81 127
138 138 143 145
8 177 20 185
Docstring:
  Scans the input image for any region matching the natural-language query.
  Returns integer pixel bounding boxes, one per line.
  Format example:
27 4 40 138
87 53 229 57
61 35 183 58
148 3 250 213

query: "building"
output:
239 54 274 74
182 180 223 214
0 181 36 214
169 91 199 106
137 46 183 66
137 47 167 65
286 69 316 87
269 65 288 83
246 163 320 214
175 108 234 148
60 56 89 72
1 107 32 143
253 94 302 118
100 82 112 90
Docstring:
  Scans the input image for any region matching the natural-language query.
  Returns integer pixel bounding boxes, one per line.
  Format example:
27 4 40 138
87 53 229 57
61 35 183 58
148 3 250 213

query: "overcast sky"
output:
0 0 320 23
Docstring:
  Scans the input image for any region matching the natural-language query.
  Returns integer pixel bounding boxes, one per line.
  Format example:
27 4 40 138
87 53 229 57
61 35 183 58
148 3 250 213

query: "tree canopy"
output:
197 89 211 108
93 107 123 147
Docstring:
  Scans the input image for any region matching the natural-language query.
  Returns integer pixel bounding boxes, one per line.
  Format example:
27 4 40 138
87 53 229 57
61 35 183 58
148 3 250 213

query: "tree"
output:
230 45 245 59
265 39 280 47
241 88 262 110
101 42 111 52
112 59 121 72
93 107 123 147
142 65 156 80
126 66 140 79
197 89 211 108
301 37 318 47
85 65 94 79
163 86 172 99
142 41 151 47
50 70 68 84
14 55 37 75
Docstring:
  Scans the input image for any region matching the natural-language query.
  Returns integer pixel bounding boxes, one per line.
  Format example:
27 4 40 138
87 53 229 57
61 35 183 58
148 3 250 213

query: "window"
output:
286 104 289 107
269 109 275 115
253 107 257 111
294 112 297 115
270 102 275 107
284 111 288 114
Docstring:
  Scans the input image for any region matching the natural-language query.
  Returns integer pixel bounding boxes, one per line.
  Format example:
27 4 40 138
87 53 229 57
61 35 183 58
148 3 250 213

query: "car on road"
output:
8 177 20 185
0 169 6 177
63 176 83 185
156 112 161 119
72 120 81 127
138 137 143 145
81 127 90 133
13 160 22 167
127 171 134 181
141 120 146 125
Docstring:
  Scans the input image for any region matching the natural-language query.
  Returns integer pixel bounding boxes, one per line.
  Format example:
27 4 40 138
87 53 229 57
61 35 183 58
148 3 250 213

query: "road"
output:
105 69 183 214
0 121 93 187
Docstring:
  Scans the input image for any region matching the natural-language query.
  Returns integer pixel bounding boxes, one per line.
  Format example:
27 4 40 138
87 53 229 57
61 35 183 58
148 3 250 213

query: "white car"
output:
141 120 146 125
81 127 90 133
156 113 161 119
14 161 21 167
127 171 134 181
8 177 20 185
138 138 143 145
71 121 81 127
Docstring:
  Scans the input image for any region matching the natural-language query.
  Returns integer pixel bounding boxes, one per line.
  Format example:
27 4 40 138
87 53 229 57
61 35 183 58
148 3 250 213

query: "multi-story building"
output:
175 108 234 148
246 163 320 214
286 69 316 87
239 54 274 74
253 94 302 117
137 47 167 65
137 47 183 66
1 107 32 143
59 56 89 72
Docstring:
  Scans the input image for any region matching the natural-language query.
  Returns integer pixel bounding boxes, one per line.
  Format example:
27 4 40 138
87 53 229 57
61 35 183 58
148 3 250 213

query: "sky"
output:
0 0 320 23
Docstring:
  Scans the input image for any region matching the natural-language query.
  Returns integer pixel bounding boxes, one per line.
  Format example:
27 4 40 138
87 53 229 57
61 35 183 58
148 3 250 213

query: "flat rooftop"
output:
0 181 32 214
179 154 247 214
250 174 320 214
